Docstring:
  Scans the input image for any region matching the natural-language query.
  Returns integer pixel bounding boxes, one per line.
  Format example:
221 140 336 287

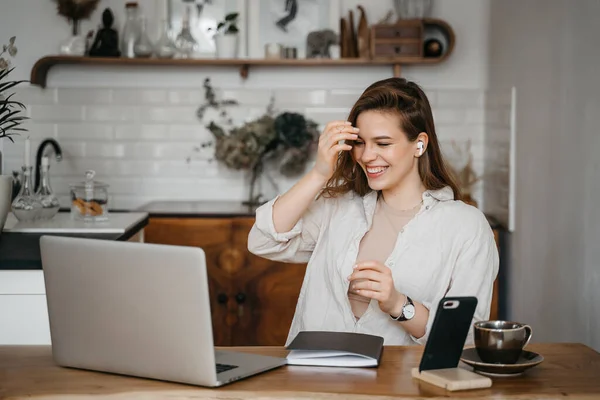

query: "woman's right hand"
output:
312 120 359 180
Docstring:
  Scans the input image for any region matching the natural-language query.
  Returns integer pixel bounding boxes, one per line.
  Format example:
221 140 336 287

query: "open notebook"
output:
285 331 384 367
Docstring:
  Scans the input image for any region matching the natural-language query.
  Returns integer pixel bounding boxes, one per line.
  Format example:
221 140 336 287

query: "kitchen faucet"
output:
35 138 63 192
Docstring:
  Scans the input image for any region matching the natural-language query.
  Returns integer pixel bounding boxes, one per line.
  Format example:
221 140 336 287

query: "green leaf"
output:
0 79 28 95
226 25 239 34
0 67 12 81
225 12 238 21
9 36 15 45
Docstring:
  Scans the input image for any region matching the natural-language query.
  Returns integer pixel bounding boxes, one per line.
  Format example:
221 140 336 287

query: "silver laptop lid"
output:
40 235 219 386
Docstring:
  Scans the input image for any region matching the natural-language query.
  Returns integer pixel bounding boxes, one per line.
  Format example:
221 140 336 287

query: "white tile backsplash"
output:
432 109 467 125
167 90 207 105
15 87 57 105
4 85 493 210
28 105 84 122
114 124 167 140
56 123 113 140
84 106 138 122
57 88 112 105
138 106 198 124
436 90 484 107
112 89 168 105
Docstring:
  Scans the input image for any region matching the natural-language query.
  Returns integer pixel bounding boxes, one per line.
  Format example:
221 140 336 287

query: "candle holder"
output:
11 165 42 222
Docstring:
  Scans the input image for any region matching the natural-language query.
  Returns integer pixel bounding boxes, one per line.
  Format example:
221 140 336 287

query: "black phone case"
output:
418 296 478 372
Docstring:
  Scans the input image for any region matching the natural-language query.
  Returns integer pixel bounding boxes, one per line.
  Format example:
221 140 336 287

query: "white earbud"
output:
417 141 424 156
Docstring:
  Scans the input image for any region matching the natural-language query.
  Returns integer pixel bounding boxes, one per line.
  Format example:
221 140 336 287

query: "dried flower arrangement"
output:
449 139 482 207
53 0 101 35
0 36 28 144
192 78 319 206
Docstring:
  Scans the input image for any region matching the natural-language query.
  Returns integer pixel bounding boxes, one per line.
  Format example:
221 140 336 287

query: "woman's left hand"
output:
347 260 403 316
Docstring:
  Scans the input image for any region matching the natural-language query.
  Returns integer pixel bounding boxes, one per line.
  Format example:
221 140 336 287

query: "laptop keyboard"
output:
216 363 238 374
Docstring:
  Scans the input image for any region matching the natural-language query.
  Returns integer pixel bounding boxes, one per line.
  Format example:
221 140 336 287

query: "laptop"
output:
39 235 286 387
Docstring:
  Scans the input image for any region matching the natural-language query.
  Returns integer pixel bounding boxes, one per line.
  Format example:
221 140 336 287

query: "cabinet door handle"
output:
217 293 228 304
235 293 246 318
235 293 246 304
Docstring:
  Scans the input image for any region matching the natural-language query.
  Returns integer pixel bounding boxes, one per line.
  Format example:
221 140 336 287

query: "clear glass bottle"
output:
134 16 154 58
155 19 176 59
11 165 42 222
121 2 140 58
35 157 60 220
175 5 198 58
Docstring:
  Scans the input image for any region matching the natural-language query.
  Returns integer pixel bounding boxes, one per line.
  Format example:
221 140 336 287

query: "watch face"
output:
404 304 416 320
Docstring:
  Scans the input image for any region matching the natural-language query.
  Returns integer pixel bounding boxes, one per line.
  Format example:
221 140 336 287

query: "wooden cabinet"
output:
144 217 305 346
145 217 502 346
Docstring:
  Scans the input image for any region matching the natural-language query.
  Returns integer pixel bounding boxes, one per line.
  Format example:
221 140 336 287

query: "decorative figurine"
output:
89 8 121 57
306 29 338 58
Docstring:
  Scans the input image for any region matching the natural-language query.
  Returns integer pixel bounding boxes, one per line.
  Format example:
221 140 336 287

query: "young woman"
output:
248 78 499 346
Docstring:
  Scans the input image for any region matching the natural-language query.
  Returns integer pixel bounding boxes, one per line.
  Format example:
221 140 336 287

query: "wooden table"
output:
1 343 599 399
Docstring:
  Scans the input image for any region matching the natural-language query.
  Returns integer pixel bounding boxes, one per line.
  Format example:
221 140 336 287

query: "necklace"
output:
381 196 423 213
378 197 422 234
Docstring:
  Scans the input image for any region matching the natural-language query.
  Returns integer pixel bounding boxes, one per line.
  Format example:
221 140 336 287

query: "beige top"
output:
348 197 421 318
248 187 499 346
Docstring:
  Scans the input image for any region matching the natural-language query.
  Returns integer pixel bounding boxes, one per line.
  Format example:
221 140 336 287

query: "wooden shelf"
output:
30 18 455 87
30 54 450 88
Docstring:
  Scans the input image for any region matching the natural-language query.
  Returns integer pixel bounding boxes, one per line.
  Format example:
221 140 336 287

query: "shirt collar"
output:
424 186 454 202
361 186 454 224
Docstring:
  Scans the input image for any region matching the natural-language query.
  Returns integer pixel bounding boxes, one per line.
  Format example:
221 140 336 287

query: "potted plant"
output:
212 12 240 59
53 0 100 55
0 36 28 233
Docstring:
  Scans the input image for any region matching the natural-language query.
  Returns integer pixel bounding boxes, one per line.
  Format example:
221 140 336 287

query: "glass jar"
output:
70 170 109 222
121 2 140 58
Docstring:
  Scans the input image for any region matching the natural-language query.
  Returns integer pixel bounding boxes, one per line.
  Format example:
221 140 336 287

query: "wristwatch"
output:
390 295 415 321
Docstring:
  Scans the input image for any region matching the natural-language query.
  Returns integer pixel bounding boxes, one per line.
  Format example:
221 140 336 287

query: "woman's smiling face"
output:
352 110 422 192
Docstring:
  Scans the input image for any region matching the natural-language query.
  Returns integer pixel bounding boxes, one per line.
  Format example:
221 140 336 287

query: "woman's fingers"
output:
324 120 352 133
327 133 358 151
347 270 382 282
330 144 353 154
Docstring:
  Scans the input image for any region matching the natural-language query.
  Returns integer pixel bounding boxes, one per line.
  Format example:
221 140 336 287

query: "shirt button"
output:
400 228 404 233
425 206 430 210
425 193 431 197
389 261 395 267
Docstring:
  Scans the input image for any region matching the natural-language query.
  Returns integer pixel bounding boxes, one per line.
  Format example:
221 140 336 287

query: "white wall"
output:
0 0 492 209
489 0 600 350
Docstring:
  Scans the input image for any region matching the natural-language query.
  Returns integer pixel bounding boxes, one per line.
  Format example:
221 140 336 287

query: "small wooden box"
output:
370 20 424 59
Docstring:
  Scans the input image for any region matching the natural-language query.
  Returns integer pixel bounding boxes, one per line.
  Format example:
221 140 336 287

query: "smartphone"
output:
418 296 478 372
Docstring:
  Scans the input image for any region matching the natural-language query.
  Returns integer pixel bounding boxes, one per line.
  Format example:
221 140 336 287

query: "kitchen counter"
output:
0 212 148 270
137 200 505 230
138 200 259 218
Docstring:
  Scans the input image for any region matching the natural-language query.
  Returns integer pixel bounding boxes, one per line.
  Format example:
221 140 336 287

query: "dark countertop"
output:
137 200 506 230
0 212 148 271
137 201 260 218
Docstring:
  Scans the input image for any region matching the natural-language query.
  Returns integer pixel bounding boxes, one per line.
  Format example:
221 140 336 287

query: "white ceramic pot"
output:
215 34 239 59
0 175 13 235
59 35 86 56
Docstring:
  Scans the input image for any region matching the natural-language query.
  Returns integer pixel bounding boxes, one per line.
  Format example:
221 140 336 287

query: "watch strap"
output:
390 295 413 321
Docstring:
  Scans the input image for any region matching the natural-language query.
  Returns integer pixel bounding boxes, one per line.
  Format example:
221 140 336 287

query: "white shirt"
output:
248 187 499 346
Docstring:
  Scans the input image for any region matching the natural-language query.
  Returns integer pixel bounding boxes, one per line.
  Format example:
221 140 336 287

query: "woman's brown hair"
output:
321 77 461 200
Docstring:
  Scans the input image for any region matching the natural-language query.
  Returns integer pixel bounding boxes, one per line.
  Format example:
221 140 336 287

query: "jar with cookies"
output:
70 170 109 222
